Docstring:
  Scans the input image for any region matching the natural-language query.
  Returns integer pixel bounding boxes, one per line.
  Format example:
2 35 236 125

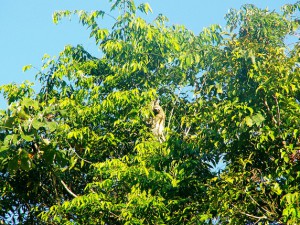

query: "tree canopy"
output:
1 1 300 224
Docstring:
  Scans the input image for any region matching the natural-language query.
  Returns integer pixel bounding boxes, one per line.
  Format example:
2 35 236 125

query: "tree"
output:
0 1 300 224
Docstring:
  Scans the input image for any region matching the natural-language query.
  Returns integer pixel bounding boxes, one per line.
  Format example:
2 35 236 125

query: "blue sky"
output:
0 0 294 108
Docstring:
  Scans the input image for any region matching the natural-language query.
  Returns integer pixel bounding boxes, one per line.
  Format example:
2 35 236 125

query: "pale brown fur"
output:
151 100 165 142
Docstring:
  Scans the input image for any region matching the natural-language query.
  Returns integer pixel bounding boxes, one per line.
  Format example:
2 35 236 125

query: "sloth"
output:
150 99 166 142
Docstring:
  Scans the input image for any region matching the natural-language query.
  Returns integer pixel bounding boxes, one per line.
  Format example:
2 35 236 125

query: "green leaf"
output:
252 113 265 126
20 156 32 171
21 133 34 142
32 119 45 130
272 182 282 195
245 116 253 127
215 83 223 94
138 3 152 14
23 98 36 109
42 138 51 145
44 149 55 164
8 157 19 173
22 64 32 72
268 131 275 141
47 121 57 132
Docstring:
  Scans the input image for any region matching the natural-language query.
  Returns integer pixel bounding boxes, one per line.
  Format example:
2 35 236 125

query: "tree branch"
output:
239 210 267 220
273 94 281 126
263 98 277 124
60 179 78 198
66 141 93 164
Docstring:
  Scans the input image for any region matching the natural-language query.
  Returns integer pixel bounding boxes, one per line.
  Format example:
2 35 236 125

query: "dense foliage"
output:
1 1 300 224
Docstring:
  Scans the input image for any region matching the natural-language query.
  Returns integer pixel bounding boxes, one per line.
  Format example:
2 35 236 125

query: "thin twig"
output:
273 94 281 126
66 141 93 164
104 12 117 21
184 126 191 137
239 210 267 220
60 179 78 198
231 204 268 223
248 194 273 215
197 72 208 96
167 107 175 130
167 87 182 131
109 211 121 220
263 98 277 124
71 148 93 164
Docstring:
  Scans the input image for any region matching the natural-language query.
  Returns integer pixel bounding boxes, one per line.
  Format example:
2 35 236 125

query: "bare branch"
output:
263 98 277 124
66 141 93 164
239 210 267 220
60 179 78 198
273 94 281 126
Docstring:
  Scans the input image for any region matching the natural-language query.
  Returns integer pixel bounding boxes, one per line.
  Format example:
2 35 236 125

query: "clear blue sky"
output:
0 0 294 108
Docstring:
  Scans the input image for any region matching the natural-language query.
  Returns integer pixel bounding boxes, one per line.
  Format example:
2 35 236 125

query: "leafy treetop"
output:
1 1 300 224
